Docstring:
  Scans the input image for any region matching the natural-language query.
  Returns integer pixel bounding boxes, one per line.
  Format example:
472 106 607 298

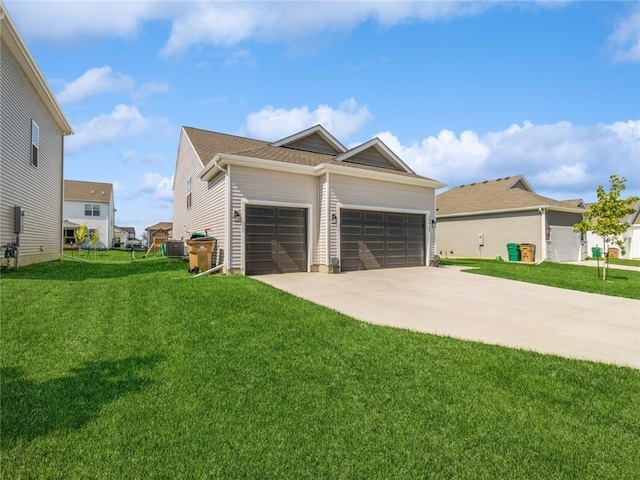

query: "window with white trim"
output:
85 204 100 216
31 120 39 167
186 176 192 209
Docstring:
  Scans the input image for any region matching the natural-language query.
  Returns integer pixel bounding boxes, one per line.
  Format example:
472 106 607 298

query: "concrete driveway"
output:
257 266 640 369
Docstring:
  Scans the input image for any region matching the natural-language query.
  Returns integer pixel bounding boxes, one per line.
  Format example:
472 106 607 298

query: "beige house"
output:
436 175 587 262
63 180 115 249
0 2 73 266
172 125 444 274
145 222 173 248
113 226 135 247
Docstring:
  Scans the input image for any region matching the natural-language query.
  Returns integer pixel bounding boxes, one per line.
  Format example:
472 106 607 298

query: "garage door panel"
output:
364 226 385 236
386 227 405 236
245 206 307 275
340 209 425 271
364 211 385 222
549 226 581 262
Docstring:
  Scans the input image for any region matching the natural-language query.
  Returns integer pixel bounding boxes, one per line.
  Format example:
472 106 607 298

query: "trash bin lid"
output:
189 236 215 242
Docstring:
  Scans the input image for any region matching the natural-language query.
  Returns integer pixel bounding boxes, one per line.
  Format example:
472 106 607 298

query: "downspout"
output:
225 164 232 274
211 160 229 273
537 208 546 264
326 172 331 267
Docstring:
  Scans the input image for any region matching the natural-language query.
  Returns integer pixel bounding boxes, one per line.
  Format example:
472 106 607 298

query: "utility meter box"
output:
14 206 24 234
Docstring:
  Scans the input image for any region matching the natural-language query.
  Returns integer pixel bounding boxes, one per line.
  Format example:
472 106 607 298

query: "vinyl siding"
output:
172 129 227 266
317 173 328 266
0 38 64 265
344 148 399 170
229 166 318 272
63 200 110 248
546 210 583 227
329 174 436 262
437 211 541 260
286 133 341 155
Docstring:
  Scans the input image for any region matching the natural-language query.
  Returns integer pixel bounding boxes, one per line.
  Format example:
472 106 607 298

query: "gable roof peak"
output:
335 136 415 174
270 124 347 153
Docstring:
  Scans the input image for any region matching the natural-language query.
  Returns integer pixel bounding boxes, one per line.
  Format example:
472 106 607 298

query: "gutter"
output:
200 153 445 189
438 205 586 218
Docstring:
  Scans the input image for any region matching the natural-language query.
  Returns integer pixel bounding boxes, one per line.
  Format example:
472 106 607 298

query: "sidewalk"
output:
567 260 640 272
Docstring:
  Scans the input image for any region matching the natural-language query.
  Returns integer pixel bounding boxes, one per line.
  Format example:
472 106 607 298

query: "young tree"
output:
89 229 100 259
574 175 639 280
74 223 88 255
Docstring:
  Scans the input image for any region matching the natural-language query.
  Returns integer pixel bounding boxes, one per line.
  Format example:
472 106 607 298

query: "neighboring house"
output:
113 226 135 246
145 222 173 248
63 180 115 249
172 125 444 275
585 201 640 259
0 3 73 266
436 175 587 262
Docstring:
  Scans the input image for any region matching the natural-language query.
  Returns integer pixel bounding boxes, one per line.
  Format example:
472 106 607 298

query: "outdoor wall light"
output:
233 210 241 223
430 219 436 228
330 213 338 225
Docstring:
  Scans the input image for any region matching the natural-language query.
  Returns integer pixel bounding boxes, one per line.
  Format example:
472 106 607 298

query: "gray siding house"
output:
172 125 444 274
0 3 73 266
436 176 587 262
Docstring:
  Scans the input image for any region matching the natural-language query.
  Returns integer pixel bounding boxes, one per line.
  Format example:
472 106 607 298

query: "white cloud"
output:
134 81 172 98
56 66 134 105
138 173 174 201
65 104 157 153
56 67 170 105
244 98 372 140
378 120 640 200
7 1 175 41
607 6 640 63
160 1 496 56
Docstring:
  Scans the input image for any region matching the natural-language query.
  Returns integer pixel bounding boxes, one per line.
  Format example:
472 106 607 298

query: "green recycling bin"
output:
591 247 602 259
506 243 521 262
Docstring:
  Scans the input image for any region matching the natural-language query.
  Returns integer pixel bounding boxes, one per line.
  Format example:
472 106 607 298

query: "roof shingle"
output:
437 175 586 215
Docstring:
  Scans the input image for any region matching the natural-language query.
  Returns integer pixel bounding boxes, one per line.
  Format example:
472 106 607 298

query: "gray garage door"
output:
340 209 425 271
245 206 307 275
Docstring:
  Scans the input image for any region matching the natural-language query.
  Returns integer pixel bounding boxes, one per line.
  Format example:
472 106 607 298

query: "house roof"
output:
116 226 136 235
437 175 587 216
0 2 72 135
146 222 172 231
64 180 113 202
183 126 443 186
270 124 346 153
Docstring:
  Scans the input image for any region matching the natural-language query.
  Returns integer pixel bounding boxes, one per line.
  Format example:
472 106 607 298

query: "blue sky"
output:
6 1 640 237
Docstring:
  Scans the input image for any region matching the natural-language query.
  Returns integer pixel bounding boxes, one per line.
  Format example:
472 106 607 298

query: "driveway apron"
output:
257 266 640 369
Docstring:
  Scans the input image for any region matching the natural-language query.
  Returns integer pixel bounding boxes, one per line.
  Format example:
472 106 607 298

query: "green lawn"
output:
439 258 640 300
2 257 639 479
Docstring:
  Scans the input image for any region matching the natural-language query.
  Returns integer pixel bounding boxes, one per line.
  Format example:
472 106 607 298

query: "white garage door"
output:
549 226 581 262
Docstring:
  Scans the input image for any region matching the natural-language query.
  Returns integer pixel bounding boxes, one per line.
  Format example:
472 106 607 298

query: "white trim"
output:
340 203 430 216
270 124 346 153
334 137 414 174
426 211 431 265
336 203 431 268
200 154 316 181
0 4 72 135
318 164 445 189
199 154 445 189
540 208 547 262
507 176 536 193
326 172 331 265
240 199 314 275
438 205 585 218
225 165 232 271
